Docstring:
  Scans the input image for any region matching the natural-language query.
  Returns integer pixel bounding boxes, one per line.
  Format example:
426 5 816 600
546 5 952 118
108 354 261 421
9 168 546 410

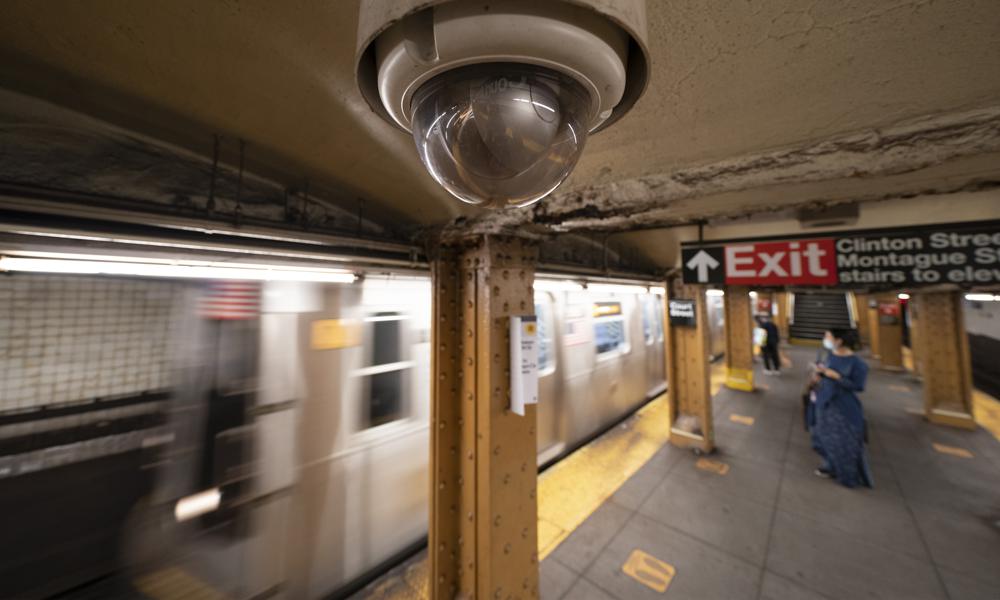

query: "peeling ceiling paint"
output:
489 105 1000 233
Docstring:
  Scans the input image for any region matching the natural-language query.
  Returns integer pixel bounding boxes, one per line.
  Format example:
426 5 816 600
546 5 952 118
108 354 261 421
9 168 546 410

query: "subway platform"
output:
355 345 1000 600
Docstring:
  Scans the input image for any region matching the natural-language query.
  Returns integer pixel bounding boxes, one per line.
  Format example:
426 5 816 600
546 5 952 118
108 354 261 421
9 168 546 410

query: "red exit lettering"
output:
724 239 838 285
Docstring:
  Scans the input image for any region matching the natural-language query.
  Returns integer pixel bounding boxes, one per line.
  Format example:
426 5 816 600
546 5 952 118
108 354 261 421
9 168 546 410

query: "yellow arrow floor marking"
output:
932 443 974 458
695 457 730 475
622 549 676 593
729 414 755 426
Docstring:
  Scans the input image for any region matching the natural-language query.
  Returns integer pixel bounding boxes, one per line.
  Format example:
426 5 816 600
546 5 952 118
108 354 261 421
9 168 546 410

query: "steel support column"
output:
874 292 904 370
907 297 923 377
430 236 539 600
723 286 755 391
912 291 976 429
774 291 790 342
867 298 882 358
664 279 713 452
853 293 870 347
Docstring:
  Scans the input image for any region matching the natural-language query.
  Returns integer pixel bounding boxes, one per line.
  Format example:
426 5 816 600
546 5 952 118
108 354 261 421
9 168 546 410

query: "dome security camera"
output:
356 0 650 209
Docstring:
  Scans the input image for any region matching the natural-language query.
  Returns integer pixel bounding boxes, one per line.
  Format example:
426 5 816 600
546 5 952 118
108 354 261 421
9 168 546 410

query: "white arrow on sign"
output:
686 250 720 283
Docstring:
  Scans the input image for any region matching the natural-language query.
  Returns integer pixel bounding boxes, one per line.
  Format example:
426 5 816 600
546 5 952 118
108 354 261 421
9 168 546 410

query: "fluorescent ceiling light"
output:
749 291 758 298
9 230 352 262
0 253 356 283
965 293 1000 302
587 283 651 295
705 289 725 297
174 488 221 522
897 293 910 300
533 279 584 293
649 286 666 296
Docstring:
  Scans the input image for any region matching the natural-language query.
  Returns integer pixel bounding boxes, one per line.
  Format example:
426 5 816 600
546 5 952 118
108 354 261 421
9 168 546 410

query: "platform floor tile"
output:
583 513 760 600
544 344 1000 599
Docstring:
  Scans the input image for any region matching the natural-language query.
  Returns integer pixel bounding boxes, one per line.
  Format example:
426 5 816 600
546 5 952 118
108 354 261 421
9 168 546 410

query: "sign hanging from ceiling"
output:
680 221 1000 288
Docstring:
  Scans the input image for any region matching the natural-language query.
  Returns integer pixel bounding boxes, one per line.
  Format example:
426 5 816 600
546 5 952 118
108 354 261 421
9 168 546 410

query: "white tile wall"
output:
0 275 185 411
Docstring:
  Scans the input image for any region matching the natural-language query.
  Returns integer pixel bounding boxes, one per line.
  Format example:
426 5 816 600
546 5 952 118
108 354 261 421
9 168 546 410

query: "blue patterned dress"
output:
813 353 873 488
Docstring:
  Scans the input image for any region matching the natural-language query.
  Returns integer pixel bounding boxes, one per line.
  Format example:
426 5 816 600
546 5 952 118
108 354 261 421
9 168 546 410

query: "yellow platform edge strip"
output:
973 389 1000 443
537 362 728 560
537 392 671 559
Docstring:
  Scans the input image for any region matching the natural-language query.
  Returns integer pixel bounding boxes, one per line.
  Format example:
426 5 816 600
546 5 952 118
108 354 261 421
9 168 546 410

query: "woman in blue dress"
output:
811 328 873 488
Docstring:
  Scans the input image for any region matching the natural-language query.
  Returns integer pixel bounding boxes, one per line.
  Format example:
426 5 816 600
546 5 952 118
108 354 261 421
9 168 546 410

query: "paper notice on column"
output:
510 315 539 416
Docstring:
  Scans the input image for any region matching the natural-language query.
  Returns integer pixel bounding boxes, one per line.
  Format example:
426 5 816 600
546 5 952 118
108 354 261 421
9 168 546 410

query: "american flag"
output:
198 280 260 320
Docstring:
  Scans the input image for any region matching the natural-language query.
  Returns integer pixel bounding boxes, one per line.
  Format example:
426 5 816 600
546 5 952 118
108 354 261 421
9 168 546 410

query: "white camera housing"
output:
356 0 650 209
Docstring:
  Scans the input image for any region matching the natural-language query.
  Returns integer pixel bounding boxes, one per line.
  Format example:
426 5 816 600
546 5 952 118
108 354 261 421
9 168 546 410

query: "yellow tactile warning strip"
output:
729 414 755 426
537 362 728 560
622 549 676 593
932 442 975 459
133 567 229 600
900 346 1000 442
357 362 729 598
537 393 671 559
973 389 1000 442
695 457 730 475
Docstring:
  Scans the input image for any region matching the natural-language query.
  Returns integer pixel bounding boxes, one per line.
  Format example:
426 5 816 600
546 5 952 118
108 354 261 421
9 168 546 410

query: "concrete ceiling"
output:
1 0 999 270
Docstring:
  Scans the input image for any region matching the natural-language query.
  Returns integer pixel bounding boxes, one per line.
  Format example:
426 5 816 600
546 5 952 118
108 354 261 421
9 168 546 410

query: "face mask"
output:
823 338 835 351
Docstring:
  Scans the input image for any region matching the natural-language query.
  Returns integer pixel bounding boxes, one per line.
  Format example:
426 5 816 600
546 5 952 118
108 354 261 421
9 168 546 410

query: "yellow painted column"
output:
867 297 882 359
430 237 539 600
664 279 713 452
853 292 870 347
907 297 922 377
774 291 790 342
723 286 755 391
912 291 976 429
874 292 904 370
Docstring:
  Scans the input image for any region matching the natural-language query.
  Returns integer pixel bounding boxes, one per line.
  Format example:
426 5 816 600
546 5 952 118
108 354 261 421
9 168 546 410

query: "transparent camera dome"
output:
410 63 592 209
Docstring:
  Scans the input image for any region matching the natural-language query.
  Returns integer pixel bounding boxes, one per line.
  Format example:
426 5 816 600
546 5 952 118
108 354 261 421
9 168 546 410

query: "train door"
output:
706 292 727 360
534 293 561 465
118 281 265 600
590 296 633 427
641 294 666 396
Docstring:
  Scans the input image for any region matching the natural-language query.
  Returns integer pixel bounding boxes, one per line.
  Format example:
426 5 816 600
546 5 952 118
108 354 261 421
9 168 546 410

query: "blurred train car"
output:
245 276 674 598
0 271 728 599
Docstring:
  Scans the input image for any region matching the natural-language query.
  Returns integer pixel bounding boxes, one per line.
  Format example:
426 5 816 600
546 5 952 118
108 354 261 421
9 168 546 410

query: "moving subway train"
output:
0 271 726 599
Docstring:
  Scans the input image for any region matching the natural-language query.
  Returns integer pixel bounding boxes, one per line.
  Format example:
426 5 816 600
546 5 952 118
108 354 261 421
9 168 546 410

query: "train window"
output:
654 296 664 342
593 301 628 355
364 370 404 428
371 317 402 365
357 312 412 429
534 298 555 372
642 296 663 346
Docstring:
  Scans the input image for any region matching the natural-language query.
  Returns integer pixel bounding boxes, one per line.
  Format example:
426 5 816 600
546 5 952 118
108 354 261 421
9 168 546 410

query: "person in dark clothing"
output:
757 314 781 374
811 327 873 488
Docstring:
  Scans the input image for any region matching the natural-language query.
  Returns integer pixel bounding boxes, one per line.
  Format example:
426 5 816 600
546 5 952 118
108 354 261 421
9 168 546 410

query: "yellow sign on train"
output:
310 319 361 350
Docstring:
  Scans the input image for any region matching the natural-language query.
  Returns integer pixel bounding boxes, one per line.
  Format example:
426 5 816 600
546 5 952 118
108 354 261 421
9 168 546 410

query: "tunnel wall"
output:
0 274 188 598
0 275 182 410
